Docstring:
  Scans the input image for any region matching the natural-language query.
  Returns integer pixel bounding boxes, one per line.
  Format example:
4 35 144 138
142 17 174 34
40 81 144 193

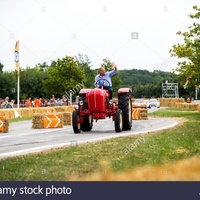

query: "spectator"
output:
34 97 41 107
10 99 15 108
25 97 32 107
62 95 69 106
1 97 9 108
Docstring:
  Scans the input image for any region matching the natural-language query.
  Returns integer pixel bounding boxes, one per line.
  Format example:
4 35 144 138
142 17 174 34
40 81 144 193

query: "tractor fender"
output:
118 88 132 94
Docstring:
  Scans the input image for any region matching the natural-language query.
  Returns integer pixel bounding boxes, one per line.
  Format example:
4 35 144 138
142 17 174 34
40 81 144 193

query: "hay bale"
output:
132 108 148 120
0 106 74 120
32 113 63 129
0 110 14 118
33 107 55 114
53 106 74 113
175 103 198 110
63 112 72 125
64 106 74 113
184 103 198 110
53 106 66 112
175 103 182 108
0 116 9 133
139 108 148 120
32 113 44 129
158 98 185 107
17 108 34 117
197 104 200 112
113 98 118 104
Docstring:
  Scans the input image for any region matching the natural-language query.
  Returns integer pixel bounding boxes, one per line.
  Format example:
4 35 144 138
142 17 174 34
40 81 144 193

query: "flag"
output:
14 40 19 73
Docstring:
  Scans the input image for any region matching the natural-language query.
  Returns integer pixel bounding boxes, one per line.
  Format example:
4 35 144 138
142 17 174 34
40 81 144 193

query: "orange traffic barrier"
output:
0 116 4 132
132 109 140 120
0 116 9 133
44 114 62 128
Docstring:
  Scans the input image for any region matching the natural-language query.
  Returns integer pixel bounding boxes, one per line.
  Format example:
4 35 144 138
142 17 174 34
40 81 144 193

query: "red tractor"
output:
72 80 132 133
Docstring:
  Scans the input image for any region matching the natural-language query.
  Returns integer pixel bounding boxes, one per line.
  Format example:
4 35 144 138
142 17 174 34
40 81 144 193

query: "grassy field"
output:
0 108 200 180
10 116 32 123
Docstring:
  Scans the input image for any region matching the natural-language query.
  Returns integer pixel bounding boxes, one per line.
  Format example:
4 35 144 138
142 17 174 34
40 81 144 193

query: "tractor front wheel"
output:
118 93 132 130
81 115 93 131
72 110 81 133
115 109 123 132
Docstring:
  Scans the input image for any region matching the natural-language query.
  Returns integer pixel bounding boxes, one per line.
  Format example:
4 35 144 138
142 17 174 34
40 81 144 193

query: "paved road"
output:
0 108 178 159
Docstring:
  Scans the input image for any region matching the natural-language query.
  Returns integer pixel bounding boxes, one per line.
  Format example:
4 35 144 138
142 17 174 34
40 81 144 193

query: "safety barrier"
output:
132 108 148 120
176 103 198 110
32 112 72 129
158 98 184 107
0 116 9 133
32 113 63 129
0 106 74 119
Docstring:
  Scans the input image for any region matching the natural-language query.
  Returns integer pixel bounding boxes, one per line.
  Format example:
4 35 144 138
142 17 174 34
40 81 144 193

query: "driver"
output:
95 62 118 100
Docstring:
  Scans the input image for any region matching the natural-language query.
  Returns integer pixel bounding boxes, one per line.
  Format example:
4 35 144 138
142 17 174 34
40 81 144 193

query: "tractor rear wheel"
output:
81 115 93 131
118 93 132 130
115 109 123 132
72 110 81 133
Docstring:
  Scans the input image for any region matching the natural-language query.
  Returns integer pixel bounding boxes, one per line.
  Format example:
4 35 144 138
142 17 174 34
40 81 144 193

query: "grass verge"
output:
0 108 200 180
10 116 32 123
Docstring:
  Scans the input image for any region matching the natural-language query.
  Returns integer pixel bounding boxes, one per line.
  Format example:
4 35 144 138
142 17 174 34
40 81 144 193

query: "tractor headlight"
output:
79 100 84 106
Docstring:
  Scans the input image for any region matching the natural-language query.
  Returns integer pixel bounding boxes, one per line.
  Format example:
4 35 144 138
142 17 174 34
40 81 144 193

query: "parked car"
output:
132 99 147 108
149 99 160 108
144 100 151 109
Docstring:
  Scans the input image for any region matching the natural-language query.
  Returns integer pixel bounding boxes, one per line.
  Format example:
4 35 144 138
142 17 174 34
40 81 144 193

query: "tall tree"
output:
43 56 86 98
20 67 49 99
75 54 95 88
0 71 16 99
169 5 200 95
0 60 4 73
36 62 49 72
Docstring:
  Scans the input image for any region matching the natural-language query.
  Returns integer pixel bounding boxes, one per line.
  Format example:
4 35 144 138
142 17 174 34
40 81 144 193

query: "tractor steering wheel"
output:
95 79 111 88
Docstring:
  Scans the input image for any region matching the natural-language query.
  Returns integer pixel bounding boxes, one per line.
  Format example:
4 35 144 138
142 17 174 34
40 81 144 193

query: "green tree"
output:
100 58 122 97
169 5 200 95
36 62 49 72
75 54 95 88
43 56 86 97
20 67 49 99
0 60 4 73
0 71 16 99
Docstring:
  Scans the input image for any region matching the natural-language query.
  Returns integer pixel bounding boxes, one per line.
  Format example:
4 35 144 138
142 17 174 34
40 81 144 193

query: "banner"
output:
0 181 199 200
14 40 19 73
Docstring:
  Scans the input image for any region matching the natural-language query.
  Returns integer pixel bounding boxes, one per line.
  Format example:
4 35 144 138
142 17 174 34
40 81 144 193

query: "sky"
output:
0 0 199 72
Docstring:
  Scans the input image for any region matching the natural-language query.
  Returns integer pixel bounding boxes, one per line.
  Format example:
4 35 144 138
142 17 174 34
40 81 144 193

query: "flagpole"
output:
17 70 20 108
14 40 20 108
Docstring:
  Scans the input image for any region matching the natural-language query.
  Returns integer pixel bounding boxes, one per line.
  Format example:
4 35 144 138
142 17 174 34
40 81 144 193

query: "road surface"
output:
0 109 178 159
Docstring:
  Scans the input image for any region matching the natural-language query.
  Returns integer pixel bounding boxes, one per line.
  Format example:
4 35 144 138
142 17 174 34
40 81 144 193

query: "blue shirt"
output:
95 69 117 87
